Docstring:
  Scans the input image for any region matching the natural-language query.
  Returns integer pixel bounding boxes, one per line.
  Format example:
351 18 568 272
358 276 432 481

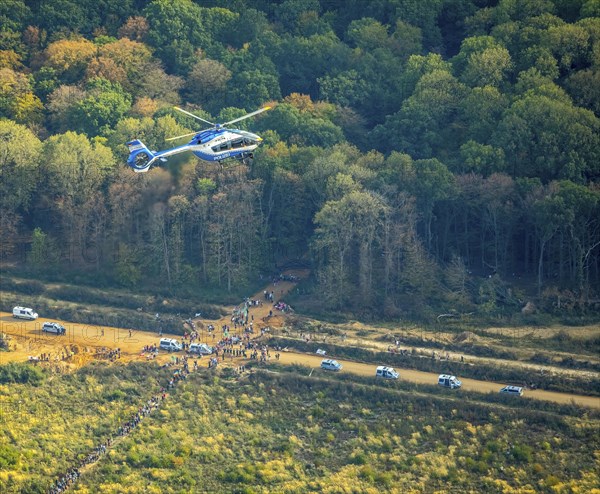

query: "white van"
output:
159 338 182 352
320 359 342 371
376 366 399 379
12 306 38 320
438 374 462 389
42 322 66 335
189 343 213 355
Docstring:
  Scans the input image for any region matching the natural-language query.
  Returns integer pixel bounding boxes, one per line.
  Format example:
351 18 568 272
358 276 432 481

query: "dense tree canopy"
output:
1 0 599 319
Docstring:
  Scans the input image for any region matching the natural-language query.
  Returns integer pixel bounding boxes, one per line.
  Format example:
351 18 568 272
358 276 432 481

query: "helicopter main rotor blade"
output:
226 128 263 141
223 106 271 126
165 131 201 142
174 106 215 126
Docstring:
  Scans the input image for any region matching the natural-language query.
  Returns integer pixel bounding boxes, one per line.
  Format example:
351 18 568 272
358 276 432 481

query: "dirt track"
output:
277 352 600 409
1 271 599 409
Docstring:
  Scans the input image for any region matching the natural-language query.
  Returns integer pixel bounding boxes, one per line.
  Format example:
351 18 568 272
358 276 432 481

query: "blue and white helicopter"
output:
126 105 271 173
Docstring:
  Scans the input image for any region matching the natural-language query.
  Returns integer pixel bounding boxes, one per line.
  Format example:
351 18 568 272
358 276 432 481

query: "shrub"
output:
0 362 45 385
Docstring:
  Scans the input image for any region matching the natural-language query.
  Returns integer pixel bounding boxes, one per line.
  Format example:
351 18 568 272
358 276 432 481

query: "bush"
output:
0 362 45 385
0 278 46 296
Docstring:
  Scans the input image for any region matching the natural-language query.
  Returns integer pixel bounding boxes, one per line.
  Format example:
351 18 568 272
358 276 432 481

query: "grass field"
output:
1 362 599 494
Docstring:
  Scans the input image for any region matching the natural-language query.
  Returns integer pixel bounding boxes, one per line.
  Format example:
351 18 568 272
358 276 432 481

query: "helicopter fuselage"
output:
189 128 262 162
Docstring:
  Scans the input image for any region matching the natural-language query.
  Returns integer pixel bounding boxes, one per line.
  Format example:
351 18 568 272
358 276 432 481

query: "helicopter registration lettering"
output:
214 152 231 160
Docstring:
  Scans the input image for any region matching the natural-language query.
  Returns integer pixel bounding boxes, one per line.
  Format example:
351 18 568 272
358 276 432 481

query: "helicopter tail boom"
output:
126 140 160 173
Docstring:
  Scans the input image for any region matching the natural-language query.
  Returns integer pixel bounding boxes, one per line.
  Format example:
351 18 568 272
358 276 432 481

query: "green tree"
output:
27 227 58 272
275 32 352 97
143 0 208 74
41 132 116 264
531 187 568 293
389 20 423 60
313 194 357 308
0 68 43 124
346 18 389 51
258 102 344 148
494 91 600 182
226 70 281 110
71 78 132 136
318 70 369 108
0 119 41 213
565 69 600 115
555 181 600 294
144 0 239 75
461 45 513 87
459 141 506 176
115 242 141 287
274 0 323 36
459 85 509 143
542 23 590 73
373 69 468 157
185 58 231 111
0 0 31 33
411 158 456 251
0 120 41 258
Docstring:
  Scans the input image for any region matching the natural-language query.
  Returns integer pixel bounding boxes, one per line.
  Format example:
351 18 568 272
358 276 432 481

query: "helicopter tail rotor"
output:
126 140 160 173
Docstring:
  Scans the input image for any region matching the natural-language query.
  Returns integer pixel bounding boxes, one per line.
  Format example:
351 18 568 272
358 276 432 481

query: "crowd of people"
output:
95 347 121 361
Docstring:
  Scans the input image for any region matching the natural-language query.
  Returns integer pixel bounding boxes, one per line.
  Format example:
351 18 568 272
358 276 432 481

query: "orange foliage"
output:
284 93 314 112
99 38 153 70
131 97 159 118
44 38 97 74
85 57 127 84
118 16 150 42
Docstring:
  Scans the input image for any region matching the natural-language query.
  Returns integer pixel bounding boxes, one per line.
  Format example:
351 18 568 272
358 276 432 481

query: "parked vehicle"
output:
375 366 399 379
438 374 462 389
188 343 213 355
12 306 38 320
42 322 66 335
159 338 182 352
320 359 342 371
500 385 523 396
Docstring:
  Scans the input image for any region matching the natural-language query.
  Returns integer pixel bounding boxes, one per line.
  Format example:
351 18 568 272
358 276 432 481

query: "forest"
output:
1 0 599 320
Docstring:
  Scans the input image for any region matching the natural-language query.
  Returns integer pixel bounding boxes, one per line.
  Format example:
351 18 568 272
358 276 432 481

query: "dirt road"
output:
277 351 600 409
2 314 597 409
1 269 599 410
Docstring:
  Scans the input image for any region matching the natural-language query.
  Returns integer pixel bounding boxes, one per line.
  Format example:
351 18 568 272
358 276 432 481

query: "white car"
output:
42 322 66 335
188 343 213 355
320 359 342 371
500 385 524 396
376 366 399 379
